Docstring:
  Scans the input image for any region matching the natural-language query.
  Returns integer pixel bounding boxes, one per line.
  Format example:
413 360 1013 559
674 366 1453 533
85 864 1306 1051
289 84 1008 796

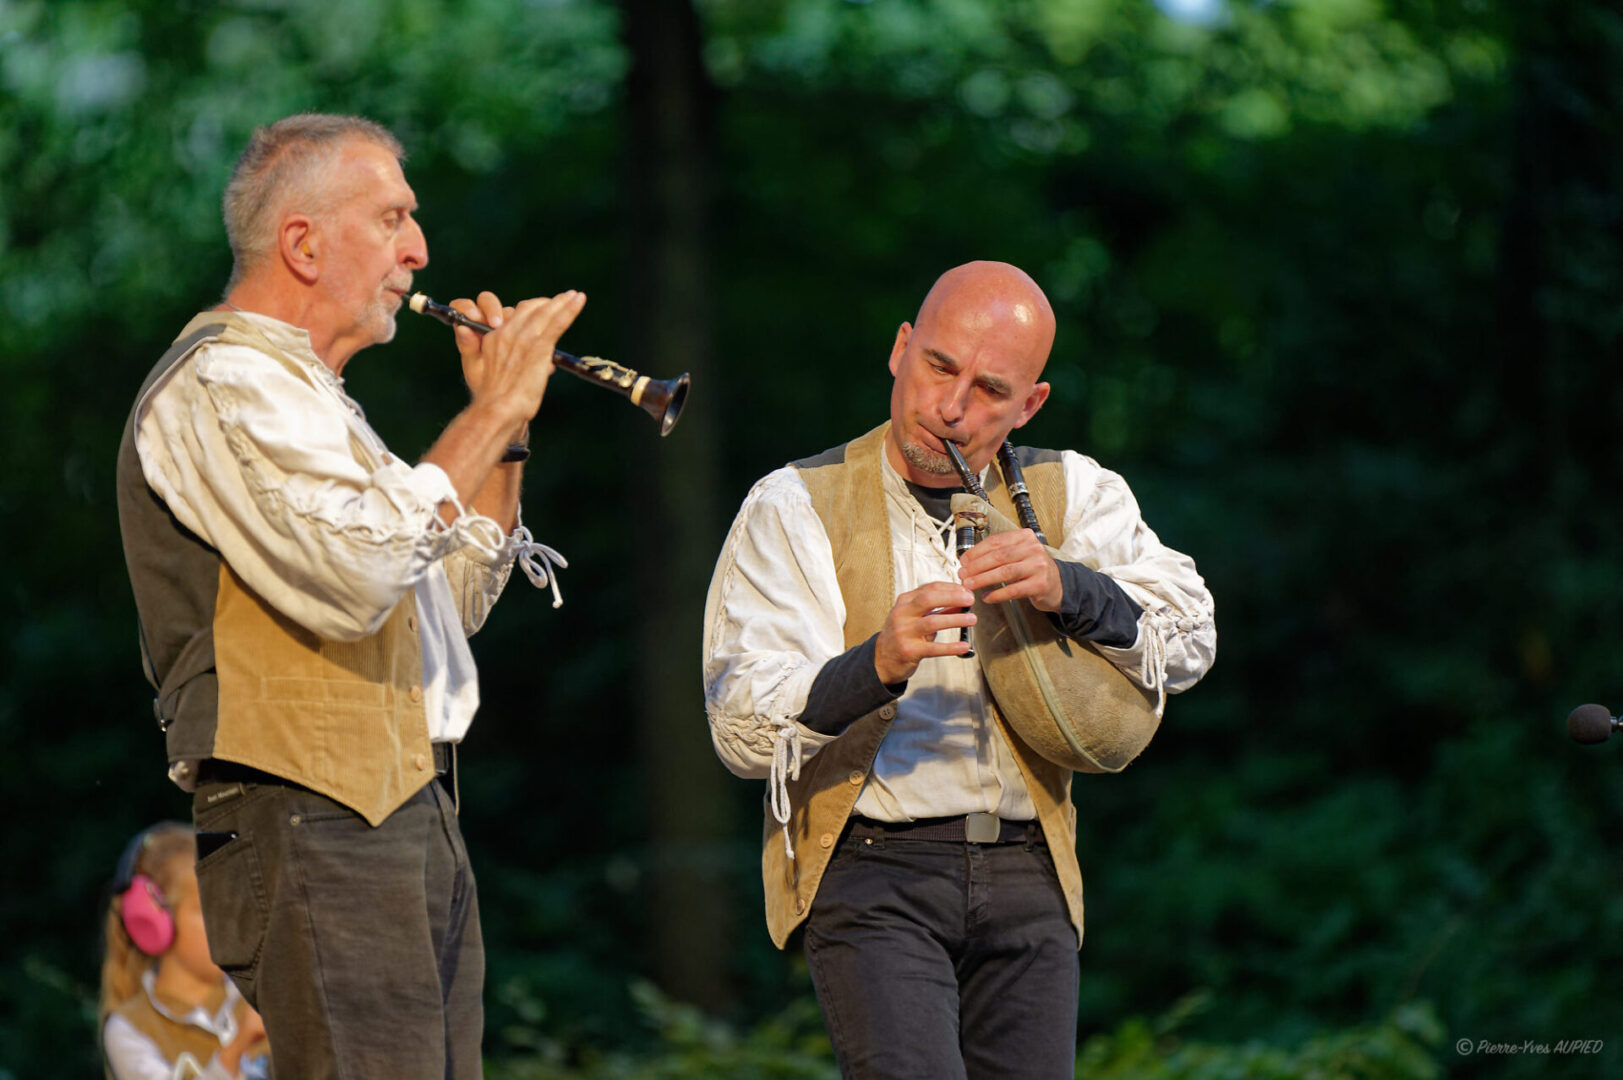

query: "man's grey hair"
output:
222 113 404 290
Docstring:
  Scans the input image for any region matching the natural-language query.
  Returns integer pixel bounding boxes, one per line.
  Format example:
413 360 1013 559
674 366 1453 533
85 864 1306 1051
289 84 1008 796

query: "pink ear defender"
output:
114 829 176 956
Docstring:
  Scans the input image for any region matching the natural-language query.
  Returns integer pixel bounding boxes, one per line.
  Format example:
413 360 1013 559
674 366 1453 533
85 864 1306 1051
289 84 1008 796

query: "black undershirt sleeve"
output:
1050 559 1142 649
798 634 905 737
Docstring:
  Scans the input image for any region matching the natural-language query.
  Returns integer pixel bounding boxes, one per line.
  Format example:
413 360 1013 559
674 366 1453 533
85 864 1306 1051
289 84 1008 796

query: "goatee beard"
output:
899 440 957 477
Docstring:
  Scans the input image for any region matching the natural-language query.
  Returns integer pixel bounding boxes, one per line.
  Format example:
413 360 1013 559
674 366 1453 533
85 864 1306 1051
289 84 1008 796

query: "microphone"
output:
1567 703 1620 745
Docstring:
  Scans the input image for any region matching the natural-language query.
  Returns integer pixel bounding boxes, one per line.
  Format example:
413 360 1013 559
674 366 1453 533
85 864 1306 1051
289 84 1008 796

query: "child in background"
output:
100 823 269 1080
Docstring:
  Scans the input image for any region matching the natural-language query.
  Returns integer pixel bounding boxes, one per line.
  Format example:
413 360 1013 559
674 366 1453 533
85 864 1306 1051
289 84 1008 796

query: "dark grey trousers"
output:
803 827 1080 1080
193 775 484 1079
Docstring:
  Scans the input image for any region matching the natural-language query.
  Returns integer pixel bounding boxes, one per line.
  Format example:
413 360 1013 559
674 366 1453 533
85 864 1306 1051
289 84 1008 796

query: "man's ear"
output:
1013 381 1051 429
888 322 912 377
281 217 318 284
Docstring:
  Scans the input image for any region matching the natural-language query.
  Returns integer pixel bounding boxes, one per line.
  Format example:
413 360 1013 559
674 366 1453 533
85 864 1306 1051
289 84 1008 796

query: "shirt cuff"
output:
1050 560 1142 649
406 460 460 513
412 462 519 563
799 634 904 736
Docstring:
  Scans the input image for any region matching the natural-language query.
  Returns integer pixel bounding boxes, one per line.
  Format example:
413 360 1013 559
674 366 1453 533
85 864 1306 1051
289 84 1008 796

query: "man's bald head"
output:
913 261 1056 384
885 261 1057 485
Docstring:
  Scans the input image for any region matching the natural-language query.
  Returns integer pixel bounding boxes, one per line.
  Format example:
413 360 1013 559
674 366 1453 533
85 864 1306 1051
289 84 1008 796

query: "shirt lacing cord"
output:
433 493 570 609
427 489 484 554
769 720 804 860
909 500 957 574
508 525 569 609
1138 610 1202 716
1141 615 1170 716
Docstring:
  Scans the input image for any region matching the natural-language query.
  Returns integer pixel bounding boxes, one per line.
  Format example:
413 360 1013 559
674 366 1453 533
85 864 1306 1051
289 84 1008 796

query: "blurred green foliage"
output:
3 0 1622 1076
479 983 1443 1080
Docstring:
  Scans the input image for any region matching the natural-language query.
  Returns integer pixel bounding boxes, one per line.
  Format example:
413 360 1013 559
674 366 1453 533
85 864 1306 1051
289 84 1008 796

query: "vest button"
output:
409 685 423 703
413 752 429 771
819 832 834 849
878 703 896 720
847 770 864 786
795 897 806 915
408 615 418 633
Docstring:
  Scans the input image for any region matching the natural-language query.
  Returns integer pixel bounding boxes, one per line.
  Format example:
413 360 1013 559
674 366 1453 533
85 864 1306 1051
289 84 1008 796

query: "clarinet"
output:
407 292 690 440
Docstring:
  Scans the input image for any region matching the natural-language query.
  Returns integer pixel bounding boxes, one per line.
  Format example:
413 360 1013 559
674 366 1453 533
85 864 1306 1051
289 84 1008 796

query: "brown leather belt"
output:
848 814 1038 844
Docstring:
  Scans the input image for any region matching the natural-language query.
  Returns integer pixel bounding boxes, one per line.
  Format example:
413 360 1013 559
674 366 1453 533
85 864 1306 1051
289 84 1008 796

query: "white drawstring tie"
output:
769 720 804 859
511 525 569 609
1137 611 1203 717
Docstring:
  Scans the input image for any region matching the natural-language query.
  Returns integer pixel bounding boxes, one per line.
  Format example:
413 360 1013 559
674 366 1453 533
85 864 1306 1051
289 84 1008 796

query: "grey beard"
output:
366 299 399 345
899 439 958 477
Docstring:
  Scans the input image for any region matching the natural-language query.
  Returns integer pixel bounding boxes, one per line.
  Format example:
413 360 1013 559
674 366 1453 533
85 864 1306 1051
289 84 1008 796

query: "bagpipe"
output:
945 440 1160 773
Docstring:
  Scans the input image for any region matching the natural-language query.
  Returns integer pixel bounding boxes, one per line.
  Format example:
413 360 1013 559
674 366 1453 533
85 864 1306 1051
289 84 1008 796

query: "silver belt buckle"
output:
965 813 1001 844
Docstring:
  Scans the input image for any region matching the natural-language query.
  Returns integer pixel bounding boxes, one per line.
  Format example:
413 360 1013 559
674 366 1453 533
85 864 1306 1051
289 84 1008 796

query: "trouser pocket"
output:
193 785 271 978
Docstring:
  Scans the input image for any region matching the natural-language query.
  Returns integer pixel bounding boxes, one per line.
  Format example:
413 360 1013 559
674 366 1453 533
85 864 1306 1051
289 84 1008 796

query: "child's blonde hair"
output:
98 823 196 1027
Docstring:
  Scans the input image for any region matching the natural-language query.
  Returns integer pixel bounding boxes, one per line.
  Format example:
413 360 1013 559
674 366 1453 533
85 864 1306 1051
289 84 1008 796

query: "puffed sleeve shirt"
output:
704 446 1216 822
134 311 528 743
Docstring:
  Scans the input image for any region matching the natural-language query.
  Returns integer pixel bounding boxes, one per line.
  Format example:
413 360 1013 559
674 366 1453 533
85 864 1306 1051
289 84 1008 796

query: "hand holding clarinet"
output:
446 290 585 459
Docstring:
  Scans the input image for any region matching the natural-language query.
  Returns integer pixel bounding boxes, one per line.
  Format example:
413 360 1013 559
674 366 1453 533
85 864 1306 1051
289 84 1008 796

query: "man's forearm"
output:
470 457 522 533
421 400 527 525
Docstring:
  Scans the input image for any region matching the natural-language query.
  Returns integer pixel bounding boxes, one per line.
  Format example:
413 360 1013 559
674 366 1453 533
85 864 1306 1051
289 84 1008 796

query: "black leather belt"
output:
193 759 281 787
848 814 1038 844
196 745 456 788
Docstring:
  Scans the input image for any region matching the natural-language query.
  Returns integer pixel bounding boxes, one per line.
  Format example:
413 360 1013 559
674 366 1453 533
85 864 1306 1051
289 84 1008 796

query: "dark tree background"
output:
2 1 1620 1076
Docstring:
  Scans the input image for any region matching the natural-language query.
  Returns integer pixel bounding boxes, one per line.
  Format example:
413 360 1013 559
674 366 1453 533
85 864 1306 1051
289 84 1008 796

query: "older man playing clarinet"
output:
116 112 581 1078
703 260 1216 1079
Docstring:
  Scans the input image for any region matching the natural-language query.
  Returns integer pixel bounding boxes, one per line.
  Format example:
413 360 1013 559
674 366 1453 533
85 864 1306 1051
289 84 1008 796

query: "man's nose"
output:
938 376 972 424
401 219 428 269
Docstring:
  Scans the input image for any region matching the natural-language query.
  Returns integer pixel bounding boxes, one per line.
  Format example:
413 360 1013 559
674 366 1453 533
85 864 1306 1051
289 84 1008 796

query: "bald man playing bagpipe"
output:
703 261 1216 1079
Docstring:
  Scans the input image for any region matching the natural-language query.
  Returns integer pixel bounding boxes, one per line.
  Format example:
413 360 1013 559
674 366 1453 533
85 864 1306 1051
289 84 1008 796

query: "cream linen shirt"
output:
135 312 534 751
704 446 1216 822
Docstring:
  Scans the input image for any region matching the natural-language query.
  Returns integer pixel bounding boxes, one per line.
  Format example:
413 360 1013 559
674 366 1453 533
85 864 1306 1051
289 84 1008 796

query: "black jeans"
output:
803 825 1080 1080
192 775 484 1080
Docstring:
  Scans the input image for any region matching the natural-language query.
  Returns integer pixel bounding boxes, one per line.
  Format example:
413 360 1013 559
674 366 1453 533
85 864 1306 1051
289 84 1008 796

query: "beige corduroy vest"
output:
117 312 435 826
760 422 1084 949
